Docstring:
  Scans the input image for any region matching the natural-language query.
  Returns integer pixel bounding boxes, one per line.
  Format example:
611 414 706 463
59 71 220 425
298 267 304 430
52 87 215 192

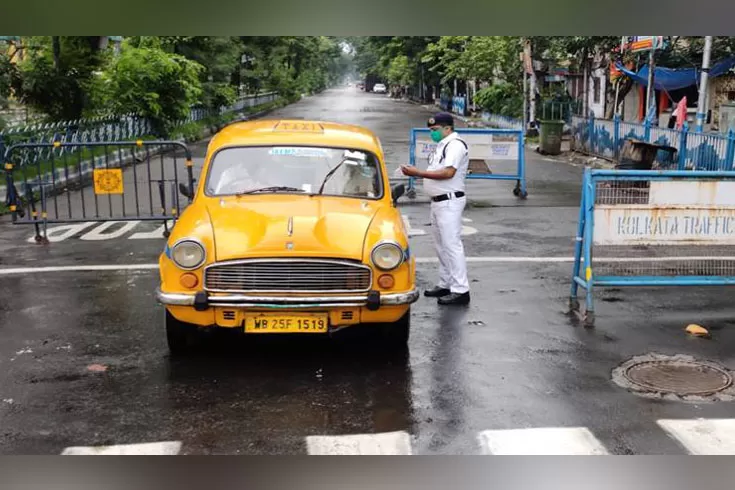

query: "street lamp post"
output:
695 36 713 132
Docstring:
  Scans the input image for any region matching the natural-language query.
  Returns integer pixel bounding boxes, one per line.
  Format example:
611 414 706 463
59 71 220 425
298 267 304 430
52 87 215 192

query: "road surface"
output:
2 88 735 455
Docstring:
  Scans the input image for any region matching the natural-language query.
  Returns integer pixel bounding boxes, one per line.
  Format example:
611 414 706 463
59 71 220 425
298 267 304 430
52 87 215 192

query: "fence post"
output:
613 114 621 161
726 129 735 171
588 113 595 154
678 123 689 170
644 118 651 142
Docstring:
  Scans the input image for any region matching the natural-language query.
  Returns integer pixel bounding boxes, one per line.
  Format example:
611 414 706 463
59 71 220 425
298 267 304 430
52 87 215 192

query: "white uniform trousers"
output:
429 195 469 294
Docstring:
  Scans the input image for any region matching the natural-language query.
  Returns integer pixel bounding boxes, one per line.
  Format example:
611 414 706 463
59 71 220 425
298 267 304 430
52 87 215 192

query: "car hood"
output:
205 196 380 262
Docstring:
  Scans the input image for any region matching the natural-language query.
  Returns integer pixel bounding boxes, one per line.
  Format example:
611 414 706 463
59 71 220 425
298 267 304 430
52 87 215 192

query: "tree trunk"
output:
52 36 61 72
604 77 633 119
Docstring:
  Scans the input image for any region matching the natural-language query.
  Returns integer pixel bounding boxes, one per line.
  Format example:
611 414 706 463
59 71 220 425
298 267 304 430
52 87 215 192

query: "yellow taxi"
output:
156 120 418 354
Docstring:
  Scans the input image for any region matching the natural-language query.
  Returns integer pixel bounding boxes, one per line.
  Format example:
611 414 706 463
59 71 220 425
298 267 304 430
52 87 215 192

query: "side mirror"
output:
179 183 193 199
392 183 405 205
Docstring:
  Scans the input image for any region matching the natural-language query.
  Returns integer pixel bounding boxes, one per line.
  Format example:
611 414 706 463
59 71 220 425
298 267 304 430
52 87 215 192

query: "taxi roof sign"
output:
272 121 325 133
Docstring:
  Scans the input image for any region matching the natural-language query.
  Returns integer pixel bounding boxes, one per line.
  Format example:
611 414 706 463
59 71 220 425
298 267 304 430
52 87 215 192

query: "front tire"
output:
165 309 199 356
379 309 411 351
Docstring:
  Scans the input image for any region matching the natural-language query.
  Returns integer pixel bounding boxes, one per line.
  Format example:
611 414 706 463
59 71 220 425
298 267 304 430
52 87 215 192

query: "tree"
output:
161 37 242 113
12 36 111 120
0 52 17 110
105 43 203 136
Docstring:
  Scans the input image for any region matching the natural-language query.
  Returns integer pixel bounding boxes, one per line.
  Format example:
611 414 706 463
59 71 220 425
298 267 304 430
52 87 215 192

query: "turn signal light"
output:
378 274 395 289
180 272 199 289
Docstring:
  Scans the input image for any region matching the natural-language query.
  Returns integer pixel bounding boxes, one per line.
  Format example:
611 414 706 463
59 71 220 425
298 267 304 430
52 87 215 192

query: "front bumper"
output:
156 288 420 310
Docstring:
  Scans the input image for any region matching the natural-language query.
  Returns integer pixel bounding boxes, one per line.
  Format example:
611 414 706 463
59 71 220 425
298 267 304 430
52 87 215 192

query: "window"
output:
593 77 601 104
205 146 383 200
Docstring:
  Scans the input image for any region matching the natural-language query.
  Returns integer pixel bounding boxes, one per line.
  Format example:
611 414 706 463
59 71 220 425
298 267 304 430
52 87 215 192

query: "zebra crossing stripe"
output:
305 431 412 455
658 419 735 455
61 441 182 455
477 427 609 455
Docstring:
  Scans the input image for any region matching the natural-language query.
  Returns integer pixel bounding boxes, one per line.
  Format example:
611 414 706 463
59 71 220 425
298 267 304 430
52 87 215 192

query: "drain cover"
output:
612 353 735 402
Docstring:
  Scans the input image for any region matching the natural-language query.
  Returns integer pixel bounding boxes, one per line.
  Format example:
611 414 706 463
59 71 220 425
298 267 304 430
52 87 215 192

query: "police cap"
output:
427 112 454 128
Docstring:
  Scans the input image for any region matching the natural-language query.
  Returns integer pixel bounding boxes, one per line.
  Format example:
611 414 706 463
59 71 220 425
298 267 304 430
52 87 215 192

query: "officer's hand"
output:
400 165 419 177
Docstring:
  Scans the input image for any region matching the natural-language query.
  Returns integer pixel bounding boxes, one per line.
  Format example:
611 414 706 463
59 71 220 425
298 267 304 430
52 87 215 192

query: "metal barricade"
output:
4 140 195 243
402 127 527 199
570 168 735 327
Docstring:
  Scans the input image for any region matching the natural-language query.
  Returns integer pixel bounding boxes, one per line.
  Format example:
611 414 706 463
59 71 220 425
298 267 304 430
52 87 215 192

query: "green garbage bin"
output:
538 120 564 155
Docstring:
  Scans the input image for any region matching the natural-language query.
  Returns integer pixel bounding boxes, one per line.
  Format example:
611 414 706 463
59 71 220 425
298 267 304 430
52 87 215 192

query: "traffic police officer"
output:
401 112 470 305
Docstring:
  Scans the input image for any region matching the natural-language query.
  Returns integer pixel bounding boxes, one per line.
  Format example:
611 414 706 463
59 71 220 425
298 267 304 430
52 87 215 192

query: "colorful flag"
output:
673 96 687 129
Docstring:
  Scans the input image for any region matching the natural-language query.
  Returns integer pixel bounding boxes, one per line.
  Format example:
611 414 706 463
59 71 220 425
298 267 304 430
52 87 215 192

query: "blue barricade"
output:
570 168 735 327
403 127 527 199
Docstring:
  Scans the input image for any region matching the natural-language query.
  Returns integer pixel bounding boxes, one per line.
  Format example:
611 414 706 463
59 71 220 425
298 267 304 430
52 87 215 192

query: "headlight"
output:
371 241 404 271
171 239 206 270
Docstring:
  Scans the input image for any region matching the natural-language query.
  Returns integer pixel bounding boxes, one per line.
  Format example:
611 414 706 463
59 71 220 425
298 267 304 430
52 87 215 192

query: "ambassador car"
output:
156 119 418 354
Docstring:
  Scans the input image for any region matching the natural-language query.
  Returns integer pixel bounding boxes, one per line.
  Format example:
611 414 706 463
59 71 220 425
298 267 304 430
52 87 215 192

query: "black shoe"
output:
424 287 451 298
437 292 470 305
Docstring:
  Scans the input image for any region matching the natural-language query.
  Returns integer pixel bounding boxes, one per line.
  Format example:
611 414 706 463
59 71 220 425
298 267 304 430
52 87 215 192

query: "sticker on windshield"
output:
343 150 367 160
269 147 330 158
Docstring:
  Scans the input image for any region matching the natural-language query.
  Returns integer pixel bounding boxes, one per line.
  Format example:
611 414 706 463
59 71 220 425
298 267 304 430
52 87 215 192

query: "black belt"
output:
431 191 465 202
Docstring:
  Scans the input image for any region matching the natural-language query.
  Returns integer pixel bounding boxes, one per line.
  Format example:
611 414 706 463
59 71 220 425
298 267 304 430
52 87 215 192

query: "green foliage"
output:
12 37 111 120
0 53 17 110
105 45 203 136
475 83 523 118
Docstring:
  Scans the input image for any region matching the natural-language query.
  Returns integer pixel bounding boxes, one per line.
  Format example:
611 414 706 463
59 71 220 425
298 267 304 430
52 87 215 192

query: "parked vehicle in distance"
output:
373 83 387 94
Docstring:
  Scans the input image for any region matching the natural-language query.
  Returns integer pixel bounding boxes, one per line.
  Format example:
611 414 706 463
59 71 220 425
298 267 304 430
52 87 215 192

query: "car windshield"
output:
205 146 383 199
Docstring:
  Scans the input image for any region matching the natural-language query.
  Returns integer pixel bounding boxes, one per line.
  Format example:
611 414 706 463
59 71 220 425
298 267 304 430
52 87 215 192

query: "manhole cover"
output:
624 360 732 396
612 353 735 402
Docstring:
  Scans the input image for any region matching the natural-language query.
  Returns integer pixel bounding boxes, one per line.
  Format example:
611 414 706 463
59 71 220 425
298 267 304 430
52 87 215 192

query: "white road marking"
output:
29 217 475 242
477 427 609 455
402 215 427 236
657 419 735 455
26 222 97 244
80 221 141 241
0 264 159 275
402 215 476 236
61 441 182 455
2 255 731 276
129 222 173 240
305 431 412 455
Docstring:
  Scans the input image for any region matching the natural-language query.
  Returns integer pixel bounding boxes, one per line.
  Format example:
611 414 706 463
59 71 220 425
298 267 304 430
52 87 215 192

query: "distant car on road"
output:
373 83 387 94
157 119 417 355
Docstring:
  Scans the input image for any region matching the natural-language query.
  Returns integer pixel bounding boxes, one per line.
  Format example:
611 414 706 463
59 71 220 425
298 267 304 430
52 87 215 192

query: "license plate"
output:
244 314 328 333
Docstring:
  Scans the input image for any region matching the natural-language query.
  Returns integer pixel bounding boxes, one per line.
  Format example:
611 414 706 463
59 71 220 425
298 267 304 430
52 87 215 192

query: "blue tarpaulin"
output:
615 57 735 92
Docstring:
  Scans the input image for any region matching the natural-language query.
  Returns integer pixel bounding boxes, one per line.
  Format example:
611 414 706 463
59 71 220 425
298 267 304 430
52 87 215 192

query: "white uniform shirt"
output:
422 131 469 197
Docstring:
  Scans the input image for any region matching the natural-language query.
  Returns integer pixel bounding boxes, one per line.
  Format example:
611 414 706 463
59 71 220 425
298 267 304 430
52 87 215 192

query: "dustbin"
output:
617 139 659 170
538 120 564 155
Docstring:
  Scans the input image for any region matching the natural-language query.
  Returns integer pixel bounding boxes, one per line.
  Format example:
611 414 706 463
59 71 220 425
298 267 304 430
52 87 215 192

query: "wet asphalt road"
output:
2 88 735 455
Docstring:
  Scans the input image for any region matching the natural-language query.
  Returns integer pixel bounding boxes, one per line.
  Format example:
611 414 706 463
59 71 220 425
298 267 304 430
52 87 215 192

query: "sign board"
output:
626 36 665 53
93 169 124 195
593 181 735 245
413 133 520 163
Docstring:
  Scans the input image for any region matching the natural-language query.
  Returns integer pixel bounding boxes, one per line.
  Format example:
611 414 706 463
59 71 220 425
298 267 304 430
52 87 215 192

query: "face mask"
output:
430 129 443 143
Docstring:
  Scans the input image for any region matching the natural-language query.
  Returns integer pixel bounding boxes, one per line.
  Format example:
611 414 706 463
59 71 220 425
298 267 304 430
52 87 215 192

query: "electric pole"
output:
696 36 713 132
645 48 655 121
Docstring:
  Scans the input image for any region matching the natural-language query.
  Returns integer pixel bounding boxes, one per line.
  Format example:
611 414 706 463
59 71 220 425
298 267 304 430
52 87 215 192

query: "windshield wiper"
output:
237 186 305 195
317 159 349 195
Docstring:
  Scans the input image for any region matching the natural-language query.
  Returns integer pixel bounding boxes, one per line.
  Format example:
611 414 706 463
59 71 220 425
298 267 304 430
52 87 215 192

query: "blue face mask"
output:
430 129 443 143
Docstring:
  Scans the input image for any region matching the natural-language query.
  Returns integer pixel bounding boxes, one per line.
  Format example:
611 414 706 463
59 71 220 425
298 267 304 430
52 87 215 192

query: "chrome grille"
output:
204 259 372 293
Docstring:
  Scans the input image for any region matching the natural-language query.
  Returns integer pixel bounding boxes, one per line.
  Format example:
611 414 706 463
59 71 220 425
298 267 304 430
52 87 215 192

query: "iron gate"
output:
4 140 195 243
